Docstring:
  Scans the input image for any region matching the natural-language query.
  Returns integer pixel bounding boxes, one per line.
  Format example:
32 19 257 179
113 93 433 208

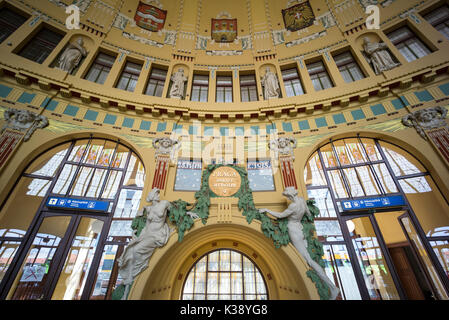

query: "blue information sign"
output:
46 197 110 212
341 195 406 212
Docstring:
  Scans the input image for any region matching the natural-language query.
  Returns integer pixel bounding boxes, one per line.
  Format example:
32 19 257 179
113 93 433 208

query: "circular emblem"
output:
208 166 242 197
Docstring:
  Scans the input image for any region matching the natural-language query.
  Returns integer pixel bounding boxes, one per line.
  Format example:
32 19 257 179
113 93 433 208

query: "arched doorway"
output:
304 136 449 300
0 137 145 300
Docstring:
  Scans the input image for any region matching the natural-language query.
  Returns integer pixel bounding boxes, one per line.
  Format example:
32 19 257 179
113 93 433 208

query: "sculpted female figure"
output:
117 188 172 299
57 37 87 73
259 187 340 300
261 67 280 99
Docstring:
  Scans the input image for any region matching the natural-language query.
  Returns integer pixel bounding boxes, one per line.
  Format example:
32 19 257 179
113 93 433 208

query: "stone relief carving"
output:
1 108 48 141
363 37 400 75
402 106 449 139
169 69 187 99
269 137 297 159
258 187 340 300
152 137 180 159
261 67 280 99
56 38 88 74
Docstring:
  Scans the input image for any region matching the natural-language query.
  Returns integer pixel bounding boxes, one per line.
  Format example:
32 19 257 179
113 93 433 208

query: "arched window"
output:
304 137 449 300
0 138 145 300
182 249 268 300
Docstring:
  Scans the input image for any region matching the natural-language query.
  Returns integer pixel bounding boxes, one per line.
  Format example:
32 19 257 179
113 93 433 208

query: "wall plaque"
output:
208 166 241 197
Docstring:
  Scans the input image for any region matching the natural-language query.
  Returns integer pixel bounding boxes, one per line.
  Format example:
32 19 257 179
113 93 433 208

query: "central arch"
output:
127 216 321 300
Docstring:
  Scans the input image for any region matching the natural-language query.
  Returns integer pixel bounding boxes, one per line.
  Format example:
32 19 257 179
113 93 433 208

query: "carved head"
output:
282 187 298 201
363 37 371 44
77 37 84 46
417 109 437 123
147 188 160 202
16 110 34 124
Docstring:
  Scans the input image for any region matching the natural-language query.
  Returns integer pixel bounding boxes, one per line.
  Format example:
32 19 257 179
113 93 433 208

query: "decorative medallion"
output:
211 18 237 43
208 166 242 197
282 1 315 32
134 1 167 32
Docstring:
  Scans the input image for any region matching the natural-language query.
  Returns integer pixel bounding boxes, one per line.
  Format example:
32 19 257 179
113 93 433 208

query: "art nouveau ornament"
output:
269 137 297 159
152 137 179 159
402 106 449 139
1 108 48 141
56 37 87 74
363 37 400 74
259 187 340 300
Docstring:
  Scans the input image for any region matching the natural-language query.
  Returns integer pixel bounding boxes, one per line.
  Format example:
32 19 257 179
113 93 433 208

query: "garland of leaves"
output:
124 163 330 299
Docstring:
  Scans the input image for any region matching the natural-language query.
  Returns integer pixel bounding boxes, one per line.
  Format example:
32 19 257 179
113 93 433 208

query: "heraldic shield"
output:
211 18 238 43
282 1 315 32
134 1 167 32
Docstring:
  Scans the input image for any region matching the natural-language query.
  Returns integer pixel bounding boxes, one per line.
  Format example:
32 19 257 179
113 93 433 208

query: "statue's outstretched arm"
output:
259 207 293 219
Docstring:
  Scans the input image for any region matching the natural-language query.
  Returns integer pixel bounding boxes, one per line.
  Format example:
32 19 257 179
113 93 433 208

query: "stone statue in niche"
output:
116 188 198 299
261 67 280 99
152 137 179 159
269 137 297 159
169 68 187 99
258 187 340 300
402 106 449 139
1 108 48 141
56 37 88 74
363 37 400 75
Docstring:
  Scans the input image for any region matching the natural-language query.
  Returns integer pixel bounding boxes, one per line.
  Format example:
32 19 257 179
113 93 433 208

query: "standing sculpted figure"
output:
116 188 198 299
261 67 280 99
117 188 172 299
259 187 340 300
169 68 187 99
57 37 87 73
363 37 400 74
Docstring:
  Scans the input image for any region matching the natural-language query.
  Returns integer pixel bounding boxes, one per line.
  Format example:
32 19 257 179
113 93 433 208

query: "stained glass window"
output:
182 249 268 300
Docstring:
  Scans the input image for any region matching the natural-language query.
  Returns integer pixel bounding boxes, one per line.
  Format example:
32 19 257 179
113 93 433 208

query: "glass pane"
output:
307 188 336 218
361 138 382 162
114 189 142 218
304 152 327 187
0 177 50 238
68 140 89 162
123 154 145 187
429 240 449 281
372 163 398 194
52 217 104 300
347 216 400 300
0 241 21 284
183 250 267 300
25 143 70 177
401 176 449 237
70 166 95 196
82 140 106 165
90 244 122 300
101 171 123 199
85 169 108 198
342 168 365 197
400 216 449 299
322 244 362 300
52 164 77 195
354 166 381 196
96 141 117 167
328 170 349 198
380 142 425 176
321 144 338 168
9 216 71 300
314 220 343 241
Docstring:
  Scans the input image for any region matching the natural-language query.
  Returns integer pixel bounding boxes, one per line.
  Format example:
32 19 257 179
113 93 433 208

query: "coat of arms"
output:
134 1 167 32
282 1 315 32
211 18 237 43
